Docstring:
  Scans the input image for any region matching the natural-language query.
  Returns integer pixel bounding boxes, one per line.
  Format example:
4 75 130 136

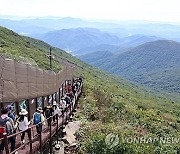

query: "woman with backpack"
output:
17 109 31 144
0 107 17 154
32 107 45 134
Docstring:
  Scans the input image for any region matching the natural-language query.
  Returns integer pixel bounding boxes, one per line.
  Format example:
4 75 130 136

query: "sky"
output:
0 0 180 23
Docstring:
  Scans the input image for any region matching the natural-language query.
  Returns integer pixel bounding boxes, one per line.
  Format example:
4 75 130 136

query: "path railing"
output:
0 78 83 154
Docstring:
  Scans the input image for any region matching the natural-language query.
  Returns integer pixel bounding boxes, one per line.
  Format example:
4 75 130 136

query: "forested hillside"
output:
80 40 180 99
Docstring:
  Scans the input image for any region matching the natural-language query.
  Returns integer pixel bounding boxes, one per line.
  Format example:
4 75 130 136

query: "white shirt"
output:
18 116 30 131
53 105 60 115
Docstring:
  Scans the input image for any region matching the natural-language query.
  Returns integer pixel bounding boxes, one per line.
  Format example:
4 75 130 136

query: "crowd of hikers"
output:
0 76 83 154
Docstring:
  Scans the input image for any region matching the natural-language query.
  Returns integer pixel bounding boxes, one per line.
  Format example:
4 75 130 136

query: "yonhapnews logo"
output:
105 133 119 149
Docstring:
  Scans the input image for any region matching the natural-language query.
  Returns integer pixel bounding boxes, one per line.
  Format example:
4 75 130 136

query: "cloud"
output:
0 0 180 22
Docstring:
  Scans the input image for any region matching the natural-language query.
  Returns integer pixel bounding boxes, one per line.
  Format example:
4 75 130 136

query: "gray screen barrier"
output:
0 56 76 102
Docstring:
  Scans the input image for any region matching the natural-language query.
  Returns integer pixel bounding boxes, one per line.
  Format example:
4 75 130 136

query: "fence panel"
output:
0 56 75 103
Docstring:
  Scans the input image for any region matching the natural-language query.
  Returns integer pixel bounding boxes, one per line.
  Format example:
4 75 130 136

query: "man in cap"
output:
43 102 54 127
32 107 45 134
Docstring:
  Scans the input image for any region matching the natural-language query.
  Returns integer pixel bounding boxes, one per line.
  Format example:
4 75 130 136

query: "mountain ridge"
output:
33 28 121 52
80 40 180 98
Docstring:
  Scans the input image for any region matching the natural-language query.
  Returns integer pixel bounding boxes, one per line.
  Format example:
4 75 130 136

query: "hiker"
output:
60 97 67 110
32 107 45 134
67 92 74 102
72 82 78 94
65 82 72 93
52 101 60 122
17 109 31 144
0 107 17 153
7 105 15 121
43 102 54 127
64 94 71 105
79 75 83 83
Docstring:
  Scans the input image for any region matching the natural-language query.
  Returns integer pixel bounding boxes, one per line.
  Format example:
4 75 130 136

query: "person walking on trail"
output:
0 107 17 154
65 82 72 93
17 109 31 144
32 107 45 134
43 102 54 127
52 101 60 122
64 94 71 105
7 105 15 121
60 96 67 111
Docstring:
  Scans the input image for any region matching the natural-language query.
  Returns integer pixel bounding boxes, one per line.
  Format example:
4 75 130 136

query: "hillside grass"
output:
74 67 180 154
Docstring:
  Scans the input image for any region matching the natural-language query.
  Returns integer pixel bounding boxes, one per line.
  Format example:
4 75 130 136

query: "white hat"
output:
19 109 28 115
37 107 43 113
53 101 57 105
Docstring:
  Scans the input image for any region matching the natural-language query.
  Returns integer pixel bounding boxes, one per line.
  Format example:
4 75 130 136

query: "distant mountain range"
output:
0 17 119 35
32 28 121 54
0 18 54 35
79 40 180 96
118 34 163 48
32 28 163 55
1 17 180 41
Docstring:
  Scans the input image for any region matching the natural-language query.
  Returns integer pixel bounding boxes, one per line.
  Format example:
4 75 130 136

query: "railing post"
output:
27 99 31 121
15 101 19 116
73 99 74 112
51 94 53 104
3 133 9 154
59 88 61 102
56 114 59 134
39 125 42 154
35 98 38 108
47 95 49 105
70 101 73 116
62 83 64 97
42 96 45 109
49 117 52 154
28 127 33 154
66 103 68 123
62 107 64 125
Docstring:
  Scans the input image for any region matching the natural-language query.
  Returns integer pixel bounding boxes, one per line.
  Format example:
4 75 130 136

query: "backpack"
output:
0 117 9 135
34 113 41 124
52 105 57 111
45 107 52 118
65 97 71 104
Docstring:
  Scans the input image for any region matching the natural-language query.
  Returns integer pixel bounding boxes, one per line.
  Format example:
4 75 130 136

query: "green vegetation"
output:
79 40 180 101
74 67 180 154
1 26 179 154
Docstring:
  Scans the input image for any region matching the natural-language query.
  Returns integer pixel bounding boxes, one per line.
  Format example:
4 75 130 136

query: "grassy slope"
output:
75 67 180 154
1 26 180 154
0 26 76 72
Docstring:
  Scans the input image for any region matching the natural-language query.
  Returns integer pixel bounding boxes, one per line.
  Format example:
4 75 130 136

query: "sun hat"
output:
53 101 57 106
19 109 28 115
48 101 51 105
37 107 43 113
